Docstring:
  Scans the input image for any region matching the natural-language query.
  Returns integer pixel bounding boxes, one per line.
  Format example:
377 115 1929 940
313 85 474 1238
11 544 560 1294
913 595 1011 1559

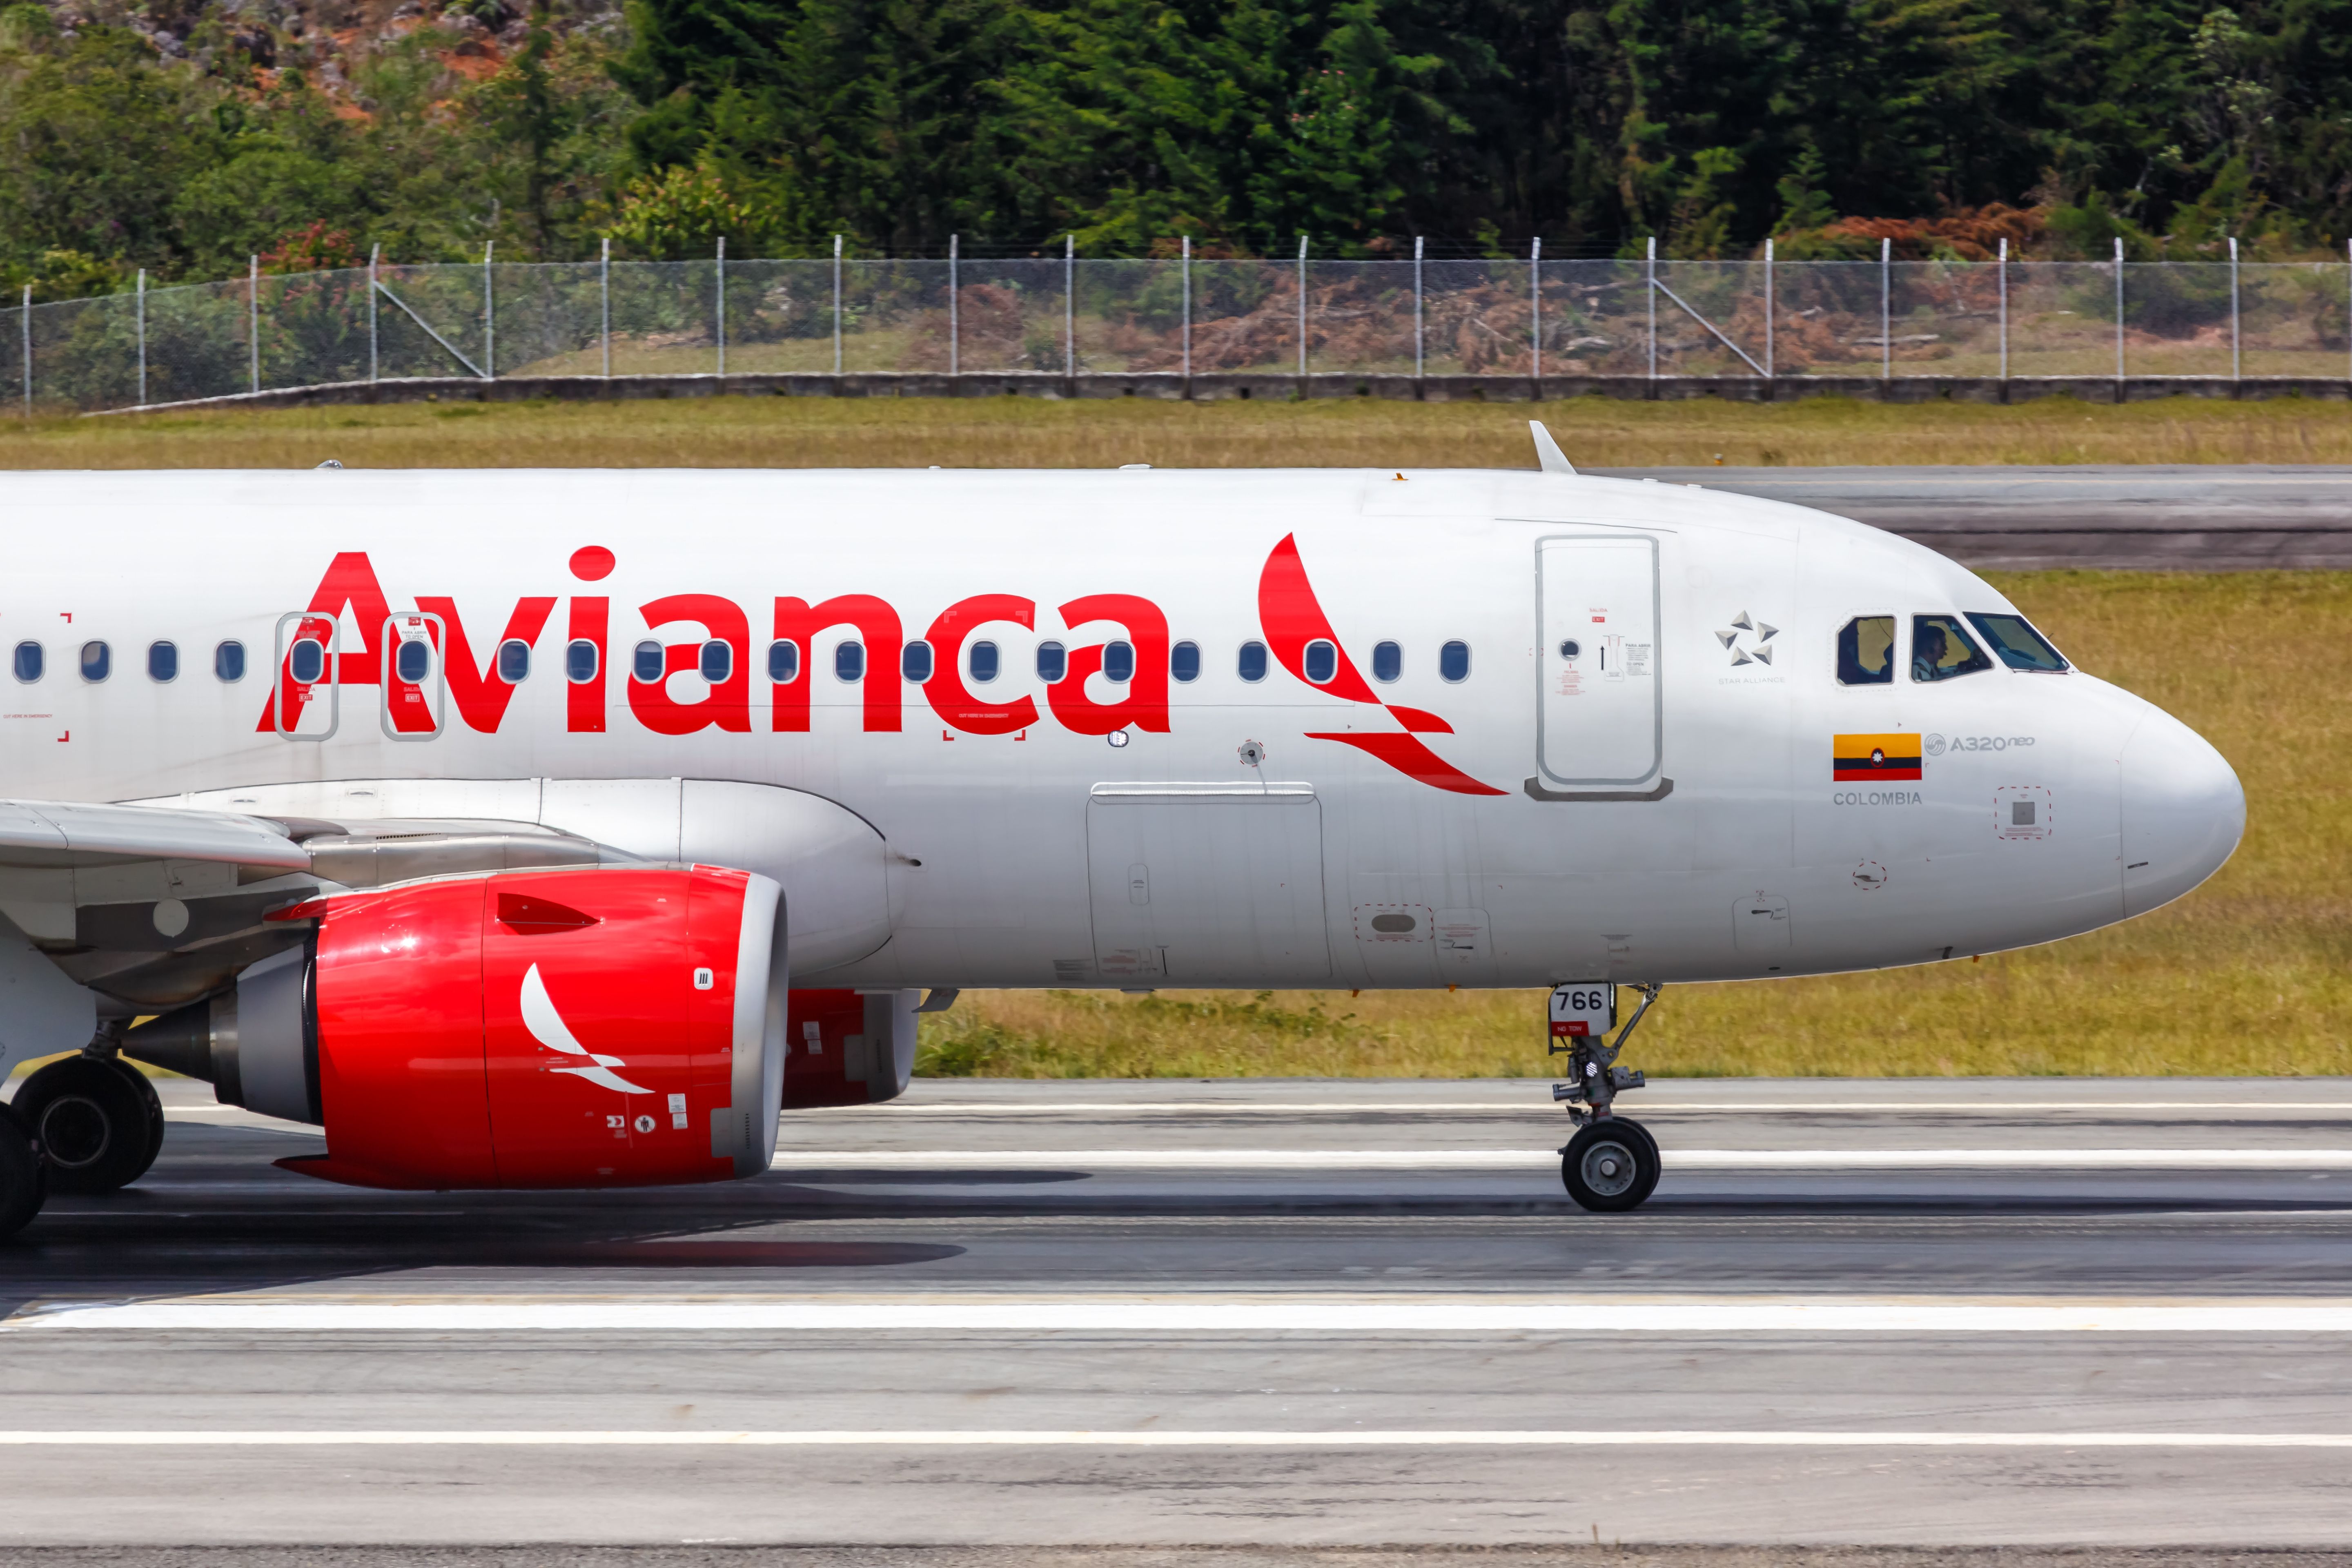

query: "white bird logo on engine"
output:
520 963 652 1094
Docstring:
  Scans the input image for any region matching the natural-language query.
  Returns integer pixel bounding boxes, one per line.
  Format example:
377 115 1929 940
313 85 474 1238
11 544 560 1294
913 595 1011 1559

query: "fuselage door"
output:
1086 783 1330 985
381 612 446 740
272 610 341 741
1536 535 1663 790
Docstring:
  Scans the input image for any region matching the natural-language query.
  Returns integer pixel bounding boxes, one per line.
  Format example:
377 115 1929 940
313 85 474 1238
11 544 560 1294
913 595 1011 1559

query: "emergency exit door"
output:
1536 535 1662 790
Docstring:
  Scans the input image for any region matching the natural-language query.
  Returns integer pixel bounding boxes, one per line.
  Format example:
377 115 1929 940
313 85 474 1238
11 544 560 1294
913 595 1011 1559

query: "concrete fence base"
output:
89 371 2352 416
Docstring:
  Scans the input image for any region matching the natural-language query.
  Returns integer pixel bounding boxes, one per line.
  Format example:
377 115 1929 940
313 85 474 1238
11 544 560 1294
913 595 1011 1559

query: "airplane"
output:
0 423 2245 1234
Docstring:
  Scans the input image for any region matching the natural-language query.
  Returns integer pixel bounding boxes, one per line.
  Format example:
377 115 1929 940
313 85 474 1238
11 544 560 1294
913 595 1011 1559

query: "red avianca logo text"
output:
261 539 1501 796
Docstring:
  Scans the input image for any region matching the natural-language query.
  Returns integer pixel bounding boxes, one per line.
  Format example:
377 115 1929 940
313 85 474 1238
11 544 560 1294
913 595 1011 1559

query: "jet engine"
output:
124 865 785 1189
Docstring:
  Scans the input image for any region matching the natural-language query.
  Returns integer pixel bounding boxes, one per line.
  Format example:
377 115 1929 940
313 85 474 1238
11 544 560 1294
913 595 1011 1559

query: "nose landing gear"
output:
1550 982 1662 1212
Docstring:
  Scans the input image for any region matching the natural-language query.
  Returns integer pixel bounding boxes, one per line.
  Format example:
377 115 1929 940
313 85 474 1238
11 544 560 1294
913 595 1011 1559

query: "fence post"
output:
1763 237 1773 381
483 241 494 381
369 244 380 383
2346 237 2350 383
1296 235 1307 378
136 269 146 407
20 283 29 418
1998 238 2008 380
1529 236 1541 382
1181 236 1192 382
1646 236 1657 380
248 255 259 394
833 235 843 375
1879 236 1890 381
600 238 610 379
1065 234 1075 379
948 233 959 378
2114 236 2125 381
1413 235 1424 380
715 235 726 378
2230 236 2241 381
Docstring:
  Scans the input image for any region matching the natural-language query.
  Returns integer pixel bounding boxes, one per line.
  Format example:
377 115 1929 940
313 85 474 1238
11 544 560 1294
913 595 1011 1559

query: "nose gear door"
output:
1536 535 1662 792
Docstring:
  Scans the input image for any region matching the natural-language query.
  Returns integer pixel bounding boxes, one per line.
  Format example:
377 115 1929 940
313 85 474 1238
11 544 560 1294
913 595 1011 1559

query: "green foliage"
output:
9 0 2352 283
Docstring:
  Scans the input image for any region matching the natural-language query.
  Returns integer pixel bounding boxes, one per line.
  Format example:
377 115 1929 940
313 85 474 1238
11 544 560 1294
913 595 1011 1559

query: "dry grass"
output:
15 390 2352 471
925 571 2352 1079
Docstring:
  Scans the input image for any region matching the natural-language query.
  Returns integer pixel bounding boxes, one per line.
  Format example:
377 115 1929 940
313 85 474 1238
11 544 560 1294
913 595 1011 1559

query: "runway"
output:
1600 463 2352 568
5 1074 2352 1550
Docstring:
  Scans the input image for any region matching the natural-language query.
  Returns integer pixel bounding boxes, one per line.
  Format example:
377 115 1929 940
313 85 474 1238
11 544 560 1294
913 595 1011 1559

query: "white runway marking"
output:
764 1147 2352 1169
0 1428 2347 1448
19 1296 2352 1334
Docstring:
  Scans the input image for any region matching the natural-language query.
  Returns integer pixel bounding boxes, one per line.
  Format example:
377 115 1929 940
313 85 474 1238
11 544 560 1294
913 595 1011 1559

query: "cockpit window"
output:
1966 612 2070 672
1911 615 1994 682
1836 616 1894 685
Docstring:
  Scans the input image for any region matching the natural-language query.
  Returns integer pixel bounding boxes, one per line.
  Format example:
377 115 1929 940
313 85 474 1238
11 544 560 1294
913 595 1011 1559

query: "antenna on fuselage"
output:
1529 421 1576 476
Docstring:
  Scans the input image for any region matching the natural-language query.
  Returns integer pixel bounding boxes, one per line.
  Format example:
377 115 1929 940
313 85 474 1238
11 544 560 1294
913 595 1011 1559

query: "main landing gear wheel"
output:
0 1101 45 1240
13 1054 155 1195
108 1058 165 1187
1561 1118 1661 1213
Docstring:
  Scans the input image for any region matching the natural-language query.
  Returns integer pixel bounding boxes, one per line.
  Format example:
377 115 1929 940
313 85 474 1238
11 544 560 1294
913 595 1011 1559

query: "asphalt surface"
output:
5 1075 2352 1552
1599 465 2352 568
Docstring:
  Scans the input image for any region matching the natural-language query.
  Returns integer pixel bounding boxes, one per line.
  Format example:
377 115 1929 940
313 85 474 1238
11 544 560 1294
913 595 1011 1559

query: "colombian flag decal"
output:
1834 732 1923 781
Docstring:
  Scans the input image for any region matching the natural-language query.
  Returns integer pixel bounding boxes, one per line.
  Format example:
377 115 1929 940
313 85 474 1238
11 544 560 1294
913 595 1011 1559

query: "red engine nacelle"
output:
132 865 786 1190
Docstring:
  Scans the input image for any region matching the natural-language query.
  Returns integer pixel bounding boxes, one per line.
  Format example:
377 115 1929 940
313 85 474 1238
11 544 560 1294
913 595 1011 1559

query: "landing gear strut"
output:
1550 982 1662 1213
12 1026 164 1197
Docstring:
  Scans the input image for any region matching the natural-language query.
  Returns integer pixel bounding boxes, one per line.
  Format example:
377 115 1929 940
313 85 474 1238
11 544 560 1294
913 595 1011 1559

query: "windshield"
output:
1965 612 2070 672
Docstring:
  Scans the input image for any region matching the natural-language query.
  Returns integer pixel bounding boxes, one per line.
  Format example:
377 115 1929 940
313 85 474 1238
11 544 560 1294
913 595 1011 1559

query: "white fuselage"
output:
0 466 2243 993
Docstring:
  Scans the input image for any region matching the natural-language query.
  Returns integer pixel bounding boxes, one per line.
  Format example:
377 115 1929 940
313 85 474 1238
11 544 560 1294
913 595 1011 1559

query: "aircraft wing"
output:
0 800 310 873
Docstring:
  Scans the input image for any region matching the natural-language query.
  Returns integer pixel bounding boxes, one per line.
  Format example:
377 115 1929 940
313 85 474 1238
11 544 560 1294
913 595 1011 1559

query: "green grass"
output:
18 389 2352 472
923 571 2352 1079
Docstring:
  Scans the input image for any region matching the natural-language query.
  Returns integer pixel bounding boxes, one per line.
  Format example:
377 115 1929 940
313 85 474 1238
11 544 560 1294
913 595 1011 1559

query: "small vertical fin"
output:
1529 420 1577 475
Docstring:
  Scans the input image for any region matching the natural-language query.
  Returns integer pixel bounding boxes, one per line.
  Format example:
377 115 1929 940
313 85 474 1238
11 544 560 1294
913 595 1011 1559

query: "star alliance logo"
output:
1716 610 1778 666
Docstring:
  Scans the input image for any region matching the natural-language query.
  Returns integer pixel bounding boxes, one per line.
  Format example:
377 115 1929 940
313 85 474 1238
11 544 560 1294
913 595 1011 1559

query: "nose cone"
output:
2119 707 2245 917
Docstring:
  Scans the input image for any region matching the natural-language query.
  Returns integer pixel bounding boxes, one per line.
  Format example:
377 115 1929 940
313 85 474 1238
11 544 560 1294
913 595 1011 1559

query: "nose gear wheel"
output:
1562 1118 1660 1212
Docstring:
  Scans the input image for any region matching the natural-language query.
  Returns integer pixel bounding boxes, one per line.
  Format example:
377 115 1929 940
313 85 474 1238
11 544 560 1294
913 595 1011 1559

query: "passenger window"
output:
1837 616 1895 685
395 640 431 684
81 640 111 682
1103 640 1135 684
498 638 532 684
1170 640 1200 683
566 639 599 684
1036 641 1067 683
766 640 799 683
902 641 934 682
835 640 865 682
1911 615 1993 682
147 641 178 683
288 639 325 685
1439 640 1470 682
1303 639 1336 684
969 640 999 683
1238 641 1268 682
214 640 244 682
697 639 729 683
631 640 663 683
1372 641 1401 682
12 642 40 683
1966 612 2070 672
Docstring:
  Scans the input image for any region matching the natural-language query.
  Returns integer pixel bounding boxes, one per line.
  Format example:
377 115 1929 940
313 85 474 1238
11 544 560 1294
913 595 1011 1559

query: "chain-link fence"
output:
9 241 2352 414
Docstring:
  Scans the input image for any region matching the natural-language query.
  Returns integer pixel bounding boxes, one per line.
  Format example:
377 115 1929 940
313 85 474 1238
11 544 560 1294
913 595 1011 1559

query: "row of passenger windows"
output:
620 637 1474 686
13 640 247 684
1835 613 2068 685
11 636 1477 687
